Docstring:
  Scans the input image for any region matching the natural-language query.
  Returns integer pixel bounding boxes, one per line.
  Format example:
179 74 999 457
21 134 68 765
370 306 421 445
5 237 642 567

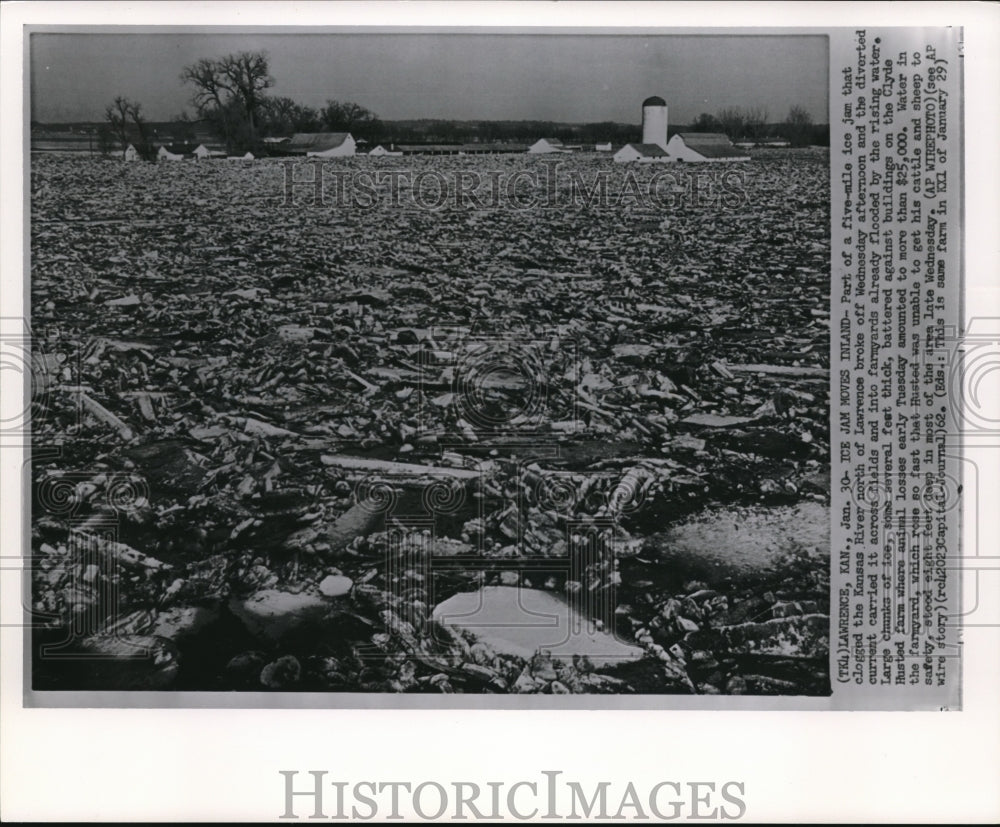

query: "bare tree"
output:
182 51 272 150
258 95 296 135
291 104 322 132
104 96 154 160
181 58 233 152
742 106 769 142
715 107 745 141
96 123 115 157
691 112 721 133
104 96 133 155
784 104 814 147
320 99 382 139
257 97 327 137
217 51 273 140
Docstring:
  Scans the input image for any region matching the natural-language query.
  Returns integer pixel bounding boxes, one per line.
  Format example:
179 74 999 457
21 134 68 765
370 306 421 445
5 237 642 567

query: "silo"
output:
641 95 668 150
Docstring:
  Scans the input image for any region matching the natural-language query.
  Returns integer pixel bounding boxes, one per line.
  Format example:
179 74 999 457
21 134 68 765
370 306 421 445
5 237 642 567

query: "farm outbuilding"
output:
613 143 672 163
527 138 570 154
192 144 226 160
369 145 402 156
157 145 189 161
285 132 356 158
666 133 751 162
123 144 138 162
262 137 291 154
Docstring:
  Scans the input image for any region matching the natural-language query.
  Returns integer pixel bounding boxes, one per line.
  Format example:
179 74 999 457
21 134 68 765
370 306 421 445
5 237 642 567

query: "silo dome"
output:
642 95 667 107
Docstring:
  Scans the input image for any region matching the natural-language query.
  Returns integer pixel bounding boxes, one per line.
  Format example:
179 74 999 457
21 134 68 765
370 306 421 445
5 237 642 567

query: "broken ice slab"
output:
727 364 829 378
320 455 483 479
432 586 643 668
680 412 755 428
104 294 141 307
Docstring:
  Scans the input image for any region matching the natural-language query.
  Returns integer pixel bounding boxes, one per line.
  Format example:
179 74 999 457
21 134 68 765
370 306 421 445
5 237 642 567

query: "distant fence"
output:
31 141 103 154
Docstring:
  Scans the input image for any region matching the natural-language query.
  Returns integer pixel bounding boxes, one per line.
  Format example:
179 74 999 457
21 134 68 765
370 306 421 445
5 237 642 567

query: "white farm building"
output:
611 97 757 163
614 95 674 162
369 144 402 156
613 143 672 163
527 138 570 155
666 133 751 162
157 145 185 161
192 144 226 160
286 132 356 158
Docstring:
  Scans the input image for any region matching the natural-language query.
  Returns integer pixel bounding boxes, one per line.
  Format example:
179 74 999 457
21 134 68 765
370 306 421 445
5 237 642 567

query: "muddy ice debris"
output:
68 634 180 690
685 614 828 659
260 655 302 689
31 153 831 695
229 589 330 643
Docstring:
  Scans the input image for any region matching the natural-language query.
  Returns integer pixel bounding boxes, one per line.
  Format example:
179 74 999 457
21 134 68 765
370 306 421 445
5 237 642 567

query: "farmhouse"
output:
285 132 356 157
157 143 197 161
613 143 671 163
666 133 751 162
192 144 226 160
123 144 138 162
527 138 570 154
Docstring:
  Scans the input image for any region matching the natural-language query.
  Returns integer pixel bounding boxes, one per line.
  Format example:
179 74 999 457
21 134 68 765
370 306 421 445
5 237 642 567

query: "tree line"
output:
102 50 382 158
100 97 157 161
102 50 827 159
179 53 382 151
689 104 825 147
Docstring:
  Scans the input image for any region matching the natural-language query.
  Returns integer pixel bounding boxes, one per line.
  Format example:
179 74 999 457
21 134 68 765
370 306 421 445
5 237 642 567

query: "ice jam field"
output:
29 149 832 696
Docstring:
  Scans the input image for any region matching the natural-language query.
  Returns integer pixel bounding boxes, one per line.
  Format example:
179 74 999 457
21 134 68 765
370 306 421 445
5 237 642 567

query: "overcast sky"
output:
31 32 828 124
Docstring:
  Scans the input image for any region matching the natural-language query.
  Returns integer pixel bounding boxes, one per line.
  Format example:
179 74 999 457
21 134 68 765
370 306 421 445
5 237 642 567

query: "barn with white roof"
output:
666 133 751 162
